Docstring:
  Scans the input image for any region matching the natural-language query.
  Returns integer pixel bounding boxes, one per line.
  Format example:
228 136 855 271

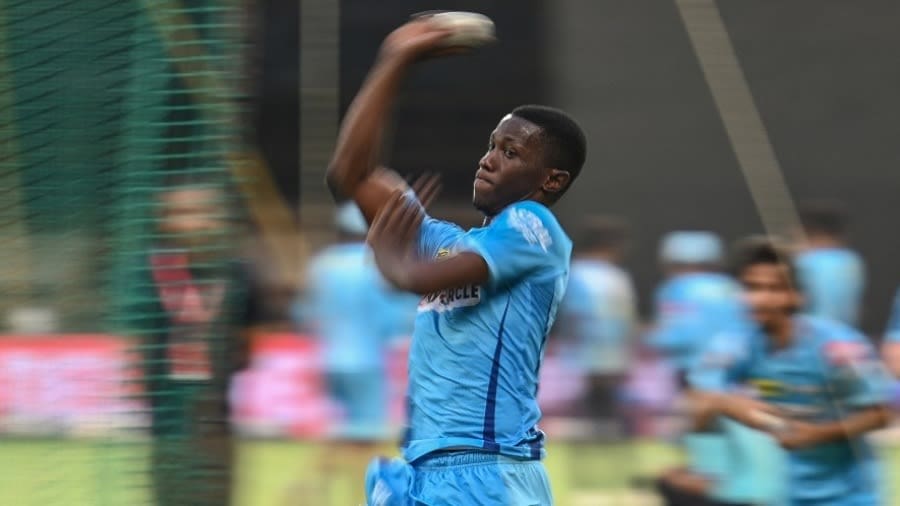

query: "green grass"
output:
0 439 897 505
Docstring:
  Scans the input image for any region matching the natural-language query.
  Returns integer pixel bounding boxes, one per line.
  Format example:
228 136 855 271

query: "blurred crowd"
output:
291 199 900 445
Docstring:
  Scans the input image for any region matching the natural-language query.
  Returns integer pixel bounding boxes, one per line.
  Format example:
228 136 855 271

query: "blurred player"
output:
325 17 585 506
556 217 636 431
690 237 891 506
882 287 900 379
881 287 900 412
299 202 414 441
142 180 259 506
648 231 783 506
795 201 865 327
647 231 745 380
296 202 417 500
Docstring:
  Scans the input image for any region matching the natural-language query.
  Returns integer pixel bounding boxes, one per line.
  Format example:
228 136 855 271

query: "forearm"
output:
326 53 412 197
688 391 758 431
813 406 890 444
380 253 490 296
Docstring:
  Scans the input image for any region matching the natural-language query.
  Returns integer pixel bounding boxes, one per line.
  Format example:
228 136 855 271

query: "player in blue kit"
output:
882 288 900 378
648 231 746 378
795 202 865 327
881 288 900 410
325 17 585 506
689 237 891 506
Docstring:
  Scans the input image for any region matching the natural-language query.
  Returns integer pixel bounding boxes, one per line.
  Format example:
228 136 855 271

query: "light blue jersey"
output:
647 272 747 374
558 259 636 374
796 248 865 327
696 315 890 505
403 201 572 463
885 288 900 343
302 243 416 373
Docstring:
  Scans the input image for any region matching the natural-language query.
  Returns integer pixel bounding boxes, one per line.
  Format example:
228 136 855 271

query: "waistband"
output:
414 449 537 468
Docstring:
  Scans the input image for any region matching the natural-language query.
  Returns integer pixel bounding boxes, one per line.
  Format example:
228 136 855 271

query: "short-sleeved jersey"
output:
303 243 416 372
403 201 572 463
692 315 890 504
796 248 865 327
558 259 637 374
647 273 748 374
884 287 900 343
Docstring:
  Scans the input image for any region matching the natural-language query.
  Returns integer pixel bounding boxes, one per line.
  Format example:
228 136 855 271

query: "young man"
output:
690 237 891 506
325 17 585 506
795 201 866 327
140 181 259 506
649 231 783 506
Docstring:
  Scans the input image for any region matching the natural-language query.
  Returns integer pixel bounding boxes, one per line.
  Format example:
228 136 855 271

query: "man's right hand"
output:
378 19 457 63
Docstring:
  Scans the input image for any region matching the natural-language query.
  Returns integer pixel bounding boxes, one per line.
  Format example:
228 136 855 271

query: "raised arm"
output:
325 20 454 224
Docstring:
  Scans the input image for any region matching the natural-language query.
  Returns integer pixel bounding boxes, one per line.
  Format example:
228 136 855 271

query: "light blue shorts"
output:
366 450 553 506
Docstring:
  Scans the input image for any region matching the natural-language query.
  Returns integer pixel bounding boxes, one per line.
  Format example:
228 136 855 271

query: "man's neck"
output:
766 315 794 350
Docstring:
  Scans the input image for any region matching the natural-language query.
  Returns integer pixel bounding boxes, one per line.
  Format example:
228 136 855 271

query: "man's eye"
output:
504 149 516 158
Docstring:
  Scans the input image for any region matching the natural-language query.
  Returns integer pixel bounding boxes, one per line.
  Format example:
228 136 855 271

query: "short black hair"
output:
799 200 847 238
730 236 799 289
577 216 629 253
511 105 586 196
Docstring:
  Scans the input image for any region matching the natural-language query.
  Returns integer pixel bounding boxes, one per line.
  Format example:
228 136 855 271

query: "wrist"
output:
375 48 416 69
810 422 843 443
711 394 733 418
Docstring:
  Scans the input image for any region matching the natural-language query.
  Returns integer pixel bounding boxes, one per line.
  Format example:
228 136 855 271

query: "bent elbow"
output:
325 164 352 200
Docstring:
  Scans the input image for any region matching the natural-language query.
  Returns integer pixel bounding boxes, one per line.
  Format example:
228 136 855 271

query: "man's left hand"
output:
367 189 425 290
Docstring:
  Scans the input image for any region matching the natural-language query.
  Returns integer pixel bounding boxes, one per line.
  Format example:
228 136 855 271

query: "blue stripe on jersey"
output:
482 294 512 451
529 438 542 460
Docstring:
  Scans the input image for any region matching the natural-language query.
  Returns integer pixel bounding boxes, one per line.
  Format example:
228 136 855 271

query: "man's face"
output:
740 263 801 328
472 115 549 216
159 187 225 251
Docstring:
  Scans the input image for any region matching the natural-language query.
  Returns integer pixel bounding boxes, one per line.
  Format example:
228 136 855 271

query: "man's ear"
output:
542 168 571 195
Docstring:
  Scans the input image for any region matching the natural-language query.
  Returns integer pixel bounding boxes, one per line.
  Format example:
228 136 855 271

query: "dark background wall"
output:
548 0 899 332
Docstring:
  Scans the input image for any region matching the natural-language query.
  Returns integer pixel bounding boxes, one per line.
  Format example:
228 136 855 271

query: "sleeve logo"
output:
508 207 552 252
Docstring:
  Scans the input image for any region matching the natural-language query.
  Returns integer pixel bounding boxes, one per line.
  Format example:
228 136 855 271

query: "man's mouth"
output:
474 171 493 186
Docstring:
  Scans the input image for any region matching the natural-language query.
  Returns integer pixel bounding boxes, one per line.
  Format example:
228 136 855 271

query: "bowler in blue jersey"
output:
325 17 586 506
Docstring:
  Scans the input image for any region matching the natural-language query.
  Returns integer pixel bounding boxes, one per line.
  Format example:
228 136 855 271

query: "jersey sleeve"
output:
822 328 891 408
646 284 708 367
459 202 565 289
687 333 752 392
417 215 465 260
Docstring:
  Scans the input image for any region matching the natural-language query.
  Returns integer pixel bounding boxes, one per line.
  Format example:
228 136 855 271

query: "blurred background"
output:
1 0 898 505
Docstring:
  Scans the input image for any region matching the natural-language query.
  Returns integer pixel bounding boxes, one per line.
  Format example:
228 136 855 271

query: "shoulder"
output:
494 202 566 247
799 315 872 362
801 315 862 342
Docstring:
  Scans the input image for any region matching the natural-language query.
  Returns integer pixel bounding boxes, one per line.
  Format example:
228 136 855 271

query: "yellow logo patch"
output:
750 379 784 398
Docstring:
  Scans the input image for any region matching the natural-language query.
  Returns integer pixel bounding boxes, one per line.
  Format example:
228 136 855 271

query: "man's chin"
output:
472 195 491 215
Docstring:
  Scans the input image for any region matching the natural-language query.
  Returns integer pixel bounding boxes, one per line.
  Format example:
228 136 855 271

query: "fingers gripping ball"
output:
420 11 496 48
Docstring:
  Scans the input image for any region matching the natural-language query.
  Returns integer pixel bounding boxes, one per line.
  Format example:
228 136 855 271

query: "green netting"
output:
0 1 244 504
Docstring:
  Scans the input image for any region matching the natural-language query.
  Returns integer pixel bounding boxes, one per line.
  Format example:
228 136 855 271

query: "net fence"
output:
0 1 245 504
